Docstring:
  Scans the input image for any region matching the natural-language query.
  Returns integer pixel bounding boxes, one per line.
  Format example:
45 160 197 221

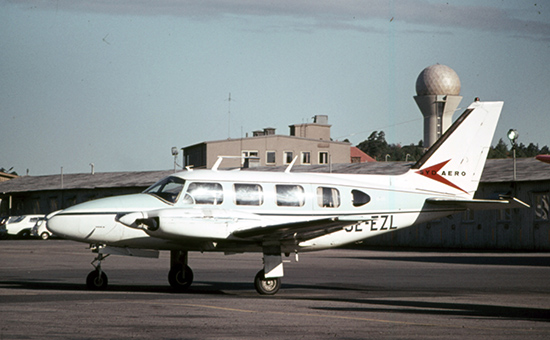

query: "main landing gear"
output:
83 247 283 295
168 250 194 291
254 270 281 295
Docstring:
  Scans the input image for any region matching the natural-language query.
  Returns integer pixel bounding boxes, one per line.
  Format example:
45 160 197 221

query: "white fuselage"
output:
48 168 466 254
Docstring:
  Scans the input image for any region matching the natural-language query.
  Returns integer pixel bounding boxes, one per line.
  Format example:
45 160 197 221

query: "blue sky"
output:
1 0 549 175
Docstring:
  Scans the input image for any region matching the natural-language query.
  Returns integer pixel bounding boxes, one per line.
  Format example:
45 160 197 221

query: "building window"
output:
276 184 305 207
234 183 263 206
266 151 276 164
241 150 259 167
284 151 294 164
319 152 329 164
534 192 550 221
498 208 511 221
301 152 311 165
463 209 475 222
317 187 340 208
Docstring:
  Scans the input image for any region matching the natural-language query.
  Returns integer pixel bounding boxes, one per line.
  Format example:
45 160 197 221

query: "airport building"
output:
182 115 353 169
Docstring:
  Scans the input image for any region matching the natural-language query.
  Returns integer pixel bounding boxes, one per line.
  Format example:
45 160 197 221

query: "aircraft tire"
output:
254 270 281 295
86 269 108 290
168 264 193 291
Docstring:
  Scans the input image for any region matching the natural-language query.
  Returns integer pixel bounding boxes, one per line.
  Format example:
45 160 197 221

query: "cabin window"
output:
144 176 185 204
351 190 371 207
183 182 223 205
317 187 340 208
276 185 305 207
234 183 264 206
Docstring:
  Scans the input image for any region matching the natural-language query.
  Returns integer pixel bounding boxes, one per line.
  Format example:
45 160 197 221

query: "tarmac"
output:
1 239 549 339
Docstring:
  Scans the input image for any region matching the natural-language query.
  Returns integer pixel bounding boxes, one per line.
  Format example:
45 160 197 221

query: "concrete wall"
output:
201 135 350 168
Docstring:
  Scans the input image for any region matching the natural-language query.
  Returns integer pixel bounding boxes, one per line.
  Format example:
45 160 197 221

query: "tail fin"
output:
411 101 503 197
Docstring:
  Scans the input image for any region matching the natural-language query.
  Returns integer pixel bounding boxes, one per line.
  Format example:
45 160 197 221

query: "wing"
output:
426 197 529 210
232 218 352 242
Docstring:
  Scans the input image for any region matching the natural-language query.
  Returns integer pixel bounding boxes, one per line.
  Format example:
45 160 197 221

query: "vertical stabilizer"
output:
411 101 503 197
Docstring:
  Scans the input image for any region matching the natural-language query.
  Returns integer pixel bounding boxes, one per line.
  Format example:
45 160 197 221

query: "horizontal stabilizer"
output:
426 197 530 210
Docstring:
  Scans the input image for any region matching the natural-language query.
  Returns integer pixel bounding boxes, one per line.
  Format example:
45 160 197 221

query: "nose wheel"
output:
86 252 109 290
86 269 108 289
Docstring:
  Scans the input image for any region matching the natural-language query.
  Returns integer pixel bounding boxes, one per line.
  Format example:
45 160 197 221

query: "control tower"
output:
414 64 462 148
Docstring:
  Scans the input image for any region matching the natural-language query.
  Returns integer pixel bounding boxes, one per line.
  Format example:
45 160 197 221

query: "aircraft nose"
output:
47 210 89 240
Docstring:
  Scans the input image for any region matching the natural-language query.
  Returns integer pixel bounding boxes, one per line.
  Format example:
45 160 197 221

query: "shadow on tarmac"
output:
347 255 550 267
312 299 550 323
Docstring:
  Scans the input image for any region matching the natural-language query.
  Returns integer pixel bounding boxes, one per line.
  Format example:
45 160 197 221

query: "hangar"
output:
0 158 548 250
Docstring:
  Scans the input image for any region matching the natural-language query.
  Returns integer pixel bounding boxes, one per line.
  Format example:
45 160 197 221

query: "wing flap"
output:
426 197 529 210
232 218 349 241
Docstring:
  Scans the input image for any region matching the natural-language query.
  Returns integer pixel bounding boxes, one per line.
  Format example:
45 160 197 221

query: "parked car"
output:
4 215 45 238
32 219 54 240
0 217 8 239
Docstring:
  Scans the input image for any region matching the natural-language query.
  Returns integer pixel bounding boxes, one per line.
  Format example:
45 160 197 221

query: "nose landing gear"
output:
86 251 109 290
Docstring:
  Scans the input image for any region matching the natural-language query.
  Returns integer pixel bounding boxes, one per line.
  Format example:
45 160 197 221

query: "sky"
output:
1 0 549 176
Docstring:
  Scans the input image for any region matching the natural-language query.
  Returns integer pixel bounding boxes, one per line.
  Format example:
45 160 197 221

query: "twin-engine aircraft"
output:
48 101 528 295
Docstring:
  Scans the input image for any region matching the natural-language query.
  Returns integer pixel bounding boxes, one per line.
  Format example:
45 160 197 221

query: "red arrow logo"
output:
416 160 468 194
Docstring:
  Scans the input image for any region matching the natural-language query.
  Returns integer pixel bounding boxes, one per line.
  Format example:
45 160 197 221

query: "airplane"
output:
47 100 529 295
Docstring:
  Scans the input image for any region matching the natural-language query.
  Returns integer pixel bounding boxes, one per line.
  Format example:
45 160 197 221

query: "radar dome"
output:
416 64 461 96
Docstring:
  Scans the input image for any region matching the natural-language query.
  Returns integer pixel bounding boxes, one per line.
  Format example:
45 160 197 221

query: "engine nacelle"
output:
116 208 263 240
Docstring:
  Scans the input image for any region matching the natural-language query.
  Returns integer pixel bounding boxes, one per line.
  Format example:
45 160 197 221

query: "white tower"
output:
414 64 462 148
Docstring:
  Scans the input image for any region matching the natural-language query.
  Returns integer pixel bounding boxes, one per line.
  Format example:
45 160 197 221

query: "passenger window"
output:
317 187 340 208
352 190 371 207
276 185 305 207
234 183 264 206
184 182 223 205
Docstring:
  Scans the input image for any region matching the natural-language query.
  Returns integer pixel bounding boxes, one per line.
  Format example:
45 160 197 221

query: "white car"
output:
4 215 45 238
32 219 53 240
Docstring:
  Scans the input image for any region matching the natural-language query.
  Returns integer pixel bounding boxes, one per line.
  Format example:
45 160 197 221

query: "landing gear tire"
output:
254 270 281 295
86 269 108 290
168 264 193 291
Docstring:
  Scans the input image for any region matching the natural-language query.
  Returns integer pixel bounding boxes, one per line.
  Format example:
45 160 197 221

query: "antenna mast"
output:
227 92 231 139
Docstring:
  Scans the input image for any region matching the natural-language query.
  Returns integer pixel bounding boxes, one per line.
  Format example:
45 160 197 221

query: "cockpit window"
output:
182 182 224 205
143 176 185 203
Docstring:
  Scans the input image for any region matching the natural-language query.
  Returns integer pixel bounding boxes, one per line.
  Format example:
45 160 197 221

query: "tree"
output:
488 139 509 159
356 131 549 161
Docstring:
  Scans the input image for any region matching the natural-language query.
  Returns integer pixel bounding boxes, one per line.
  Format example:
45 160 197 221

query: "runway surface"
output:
1 240 549 339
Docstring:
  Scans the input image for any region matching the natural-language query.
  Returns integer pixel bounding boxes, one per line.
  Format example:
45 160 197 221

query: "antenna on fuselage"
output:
285 156 298 173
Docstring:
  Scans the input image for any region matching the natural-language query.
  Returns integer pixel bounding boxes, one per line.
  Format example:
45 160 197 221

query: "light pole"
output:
507 129 518 181
171 147 179 173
